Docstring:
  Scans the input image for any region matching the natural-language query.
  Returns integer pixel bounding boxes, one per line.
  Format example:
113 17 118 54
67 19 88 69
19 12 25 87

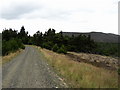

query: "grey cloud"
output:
1 2 42 19
1 2 70 21
18 7 72 21
1 0 94 21
39 10 71 20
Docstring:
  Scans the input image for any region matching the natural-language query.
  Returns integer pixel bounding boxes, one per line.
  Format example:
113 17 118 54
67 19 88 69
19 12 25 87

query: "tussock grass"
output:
2 49 23 65
40 48 118 88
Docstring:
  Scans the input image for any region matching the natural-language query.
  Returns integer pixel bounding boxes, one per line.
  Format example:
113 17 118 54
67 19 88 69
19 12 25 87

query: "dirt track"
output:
2 46 67 88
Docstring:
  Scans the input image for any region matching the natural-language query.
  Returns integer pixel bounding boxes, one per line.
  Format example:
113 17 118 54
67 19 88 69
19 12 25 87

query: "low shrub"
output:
42 41 53 50
57 45 67 54
2 38 25 56
52 44 59 52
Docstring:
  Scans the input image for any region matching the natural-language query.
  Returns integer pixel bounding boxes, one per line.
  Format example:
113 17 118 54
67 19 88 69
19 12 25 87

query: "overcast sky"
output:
0 0 118 35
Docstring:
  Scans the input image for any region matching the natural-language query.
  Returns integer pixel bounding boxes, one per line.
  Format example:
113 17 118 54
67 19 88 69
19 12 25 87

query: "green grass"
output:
40 48 118 88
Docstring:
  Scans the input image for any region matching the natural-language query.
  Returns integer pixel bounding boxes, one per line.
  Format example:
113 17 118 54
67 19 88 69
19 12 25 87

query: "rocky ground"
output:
67 52 118 70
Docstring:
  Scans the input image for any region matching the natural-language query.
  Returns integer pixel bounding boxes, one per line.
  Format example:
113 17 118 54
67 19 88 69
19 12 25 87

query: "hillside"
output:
40 48 118 88
62 32 119 43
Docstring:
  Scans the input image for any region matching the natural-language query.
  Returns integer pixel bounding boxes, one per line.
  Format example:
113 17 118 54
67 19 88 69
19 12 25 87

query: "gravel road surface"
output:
2 46 67 88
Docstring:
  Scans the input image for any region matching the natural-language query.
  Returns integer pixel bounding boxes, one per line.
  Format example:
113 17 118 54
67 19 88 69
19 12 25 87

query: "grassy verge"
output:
2 49 24 65
39 48 118 88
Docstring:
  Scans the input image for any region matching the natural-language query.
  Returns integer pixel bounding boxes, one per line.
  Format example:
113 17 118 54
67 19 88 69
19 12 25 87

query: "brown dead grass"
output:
2 49 24 65
40 48 118 88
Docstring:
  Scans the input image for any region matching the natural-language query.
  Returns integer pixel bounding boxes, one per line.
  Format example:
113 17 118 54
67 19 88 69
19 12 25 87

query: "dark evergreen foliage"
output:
57 45 67 54
52 44 59 52
2 26 118 57
2 38 25 56
31 29 96 54
2 27 25 56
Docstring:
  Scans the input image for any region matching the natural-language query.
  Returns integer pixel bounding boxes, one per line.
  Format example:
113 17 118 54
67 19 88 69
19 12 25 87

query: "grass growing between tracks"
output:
2 49 24 65
40 48 118 88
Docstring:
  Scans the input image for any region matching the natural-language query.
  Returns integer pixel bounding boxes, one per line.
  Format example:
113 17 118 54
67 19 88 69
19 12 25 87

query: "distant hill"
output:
62 32 119 43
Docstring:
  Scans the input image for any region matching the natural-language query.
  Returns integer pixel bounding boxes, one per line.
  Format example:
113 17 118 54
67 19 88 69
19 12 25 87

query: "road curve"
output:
2 46 67 88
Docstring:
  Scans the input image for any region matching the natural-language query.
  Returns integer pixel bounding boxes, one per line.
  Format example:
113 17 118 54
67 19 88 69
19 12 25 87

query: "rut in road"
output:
2 46 67 88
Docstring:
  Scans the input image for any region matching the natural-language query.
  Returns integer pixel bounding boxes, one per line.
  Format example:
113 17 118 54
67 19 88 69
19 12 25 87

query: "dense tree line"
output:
29 28 96 54
31 28 119 57
2 26 26 56
2 26 96 55
94 42 119 57
2 26 118 57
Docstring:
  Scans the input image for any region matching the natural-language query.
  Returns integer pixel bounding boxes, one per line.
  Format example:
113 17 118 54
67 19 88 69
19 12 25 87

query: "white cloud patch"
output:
0 0 118 35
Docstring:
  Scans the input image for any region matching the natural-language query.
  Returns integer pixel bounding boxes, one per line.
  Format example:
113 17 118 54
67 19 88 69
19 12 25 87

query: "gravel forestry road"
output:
2 46 67 88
